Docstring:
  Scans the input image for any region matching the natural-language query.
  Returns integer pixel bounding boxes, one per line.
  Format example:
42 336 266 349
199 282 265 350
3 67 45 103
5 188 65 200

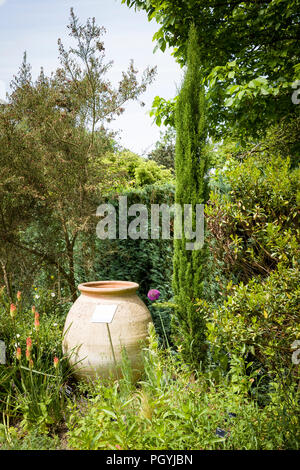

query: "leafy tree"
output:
107 149 174 188
149 95 177 128
122 0 300 141
0 92 40 302
172 25 209 366
147 127 175 171
0 10 156 301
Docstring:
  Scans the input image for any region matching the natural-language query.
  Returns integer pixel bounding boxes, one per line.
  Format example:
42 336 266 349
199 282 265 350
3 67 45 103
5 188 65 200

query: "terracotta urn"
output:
62 281 152 380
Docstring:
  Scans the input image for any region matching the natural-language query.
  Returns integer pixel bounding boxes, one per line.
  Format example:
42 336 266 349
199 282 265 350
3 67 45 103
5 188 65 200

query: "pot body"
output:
62 281 152 380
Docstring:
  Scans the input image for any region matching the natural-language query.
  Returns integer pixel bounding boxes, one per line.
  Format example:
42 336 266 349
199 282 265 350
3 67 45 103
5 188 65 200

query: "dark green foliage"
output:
76 184 175 343
172 25 209 366
206 262 300 376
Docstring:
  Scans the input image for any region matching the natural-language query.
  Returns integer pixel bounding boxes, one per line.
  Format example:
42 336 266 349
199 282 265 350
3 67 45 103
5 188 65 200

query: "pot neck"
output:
78 281 139 298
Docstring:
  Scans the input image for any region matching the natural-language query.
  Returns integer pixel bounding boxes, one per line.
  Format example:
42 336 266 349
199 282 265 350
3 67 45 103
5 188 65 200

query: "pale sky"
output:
0 0 182 154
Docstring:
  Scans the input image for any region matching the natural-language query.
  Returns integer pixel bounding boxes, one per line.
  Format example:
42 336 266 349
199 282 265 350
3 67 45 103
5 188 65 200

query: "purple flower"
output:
147 289 161 301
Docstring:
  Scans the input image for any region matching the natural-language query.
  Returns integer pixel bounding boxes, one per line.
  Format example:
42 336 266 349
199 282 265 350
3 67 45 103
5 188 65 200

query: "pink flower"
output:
147 289 161 301
17 291 21 301
10 303 17 319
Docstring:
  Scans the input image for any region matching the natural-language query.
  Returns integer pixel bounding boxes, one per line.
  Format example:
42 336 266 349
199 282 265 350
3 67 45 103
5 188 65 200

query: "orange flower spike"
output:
17 291 21 302
29 359 34 369
26 337 32 351
16 347 22 361
26 348 31 361
10 303 17 319
34 312 40 331
32 305 36 314
53 357 59 369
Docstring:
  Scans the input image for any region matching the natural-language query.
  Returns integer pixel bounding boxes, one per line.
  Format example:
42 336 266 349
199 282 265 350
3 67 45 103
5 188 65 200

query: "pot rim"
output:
78 280 139 296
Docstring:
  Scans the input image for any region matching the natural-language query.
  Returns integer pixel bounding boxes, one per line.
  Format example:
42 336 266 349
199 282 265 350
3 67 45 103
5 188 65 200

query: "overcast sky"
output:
0 0 182 154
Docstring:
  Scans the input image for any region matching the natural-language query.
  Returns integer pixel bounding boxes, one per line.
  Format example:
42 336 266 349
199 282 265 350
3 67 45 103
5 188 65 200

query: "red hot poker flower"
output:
16 347 21 361
26 348 31 361
26 337 32 351
34 312 40 330
10 303 17 319
53 357 59 369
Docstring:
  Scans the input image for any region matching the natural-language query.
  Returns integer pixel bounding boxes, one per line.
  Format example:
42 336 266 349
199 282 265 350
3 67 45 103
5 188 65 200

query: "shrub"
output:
107 150 174 188
204 149 299 382
205 153 299 285
206 261 300 379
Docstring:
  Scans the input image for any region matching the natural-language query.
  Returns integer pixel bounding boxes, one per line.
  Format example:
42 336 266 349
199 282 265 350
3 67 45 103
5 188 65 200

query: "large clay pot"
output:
62 281 152 380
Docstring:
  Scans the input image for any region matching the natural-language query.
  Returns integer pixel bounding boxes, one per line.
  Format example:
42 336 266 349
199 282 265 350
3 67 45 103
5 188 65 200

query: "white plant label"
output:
91 304 117 323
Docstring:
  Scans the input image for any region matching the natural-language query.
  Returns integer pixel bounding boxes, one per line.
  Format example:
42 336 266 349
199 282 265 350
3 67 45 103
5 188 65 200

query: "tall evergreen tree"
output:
172 24 209 366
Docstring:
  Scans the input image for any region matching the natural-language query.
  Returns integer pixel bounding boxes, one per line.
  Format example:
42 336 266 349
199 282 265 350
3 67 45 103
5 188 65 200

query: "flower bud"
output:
16 347 21 361
34 312 40 331
147 289 161 301
10 303 17 319
26 348 31 361
53 357 59 369
26 337 32 351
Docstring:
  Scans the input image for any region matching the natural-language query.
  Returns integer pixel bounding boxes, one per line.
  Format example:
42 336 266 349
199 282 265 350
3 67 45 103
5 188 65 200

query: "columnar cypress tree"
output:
173 24 209 366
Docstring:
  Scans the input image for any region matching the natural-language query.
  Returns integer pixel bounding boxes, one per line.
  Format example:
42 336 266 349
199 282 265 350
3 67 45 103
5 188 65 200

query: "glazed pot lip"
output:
78 280 139 296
